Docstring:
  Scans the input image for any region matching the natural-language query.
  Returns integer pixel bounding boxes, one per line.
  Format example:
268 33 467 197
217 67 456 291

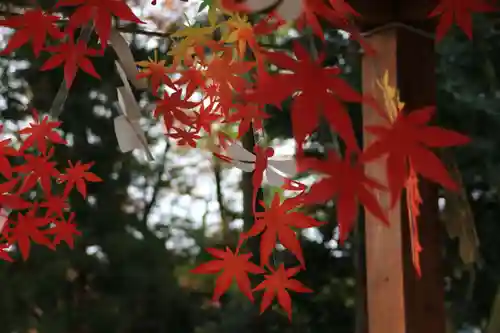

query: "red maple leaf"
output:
254 265 312 320
19 109 67 154
0 178 31 210
300 151 388 243
153 90 199 133
242 67 294 109
5 209 54 260
40 37 101 89
246 193 323 268
0 8 63 57
46 213 81 249
58 161 102 198
16 148 60 195
0 138 18 179
225 103 270 138
174 67 207 100
191 247 264 301
208 84 239 118
168 127 201 148
56 0 144 47
261 42 362 150
429 0 495 41
40 195 69 218
192 103 221 134
361 106 470 206
297 0 373 53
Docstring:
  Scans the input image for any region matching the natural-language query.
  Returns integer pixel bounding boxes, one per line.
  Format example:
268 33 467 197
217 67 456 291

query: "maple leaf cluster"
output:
0 0 486 321
0 111 101 262
0 0 144 89
192 194 319 320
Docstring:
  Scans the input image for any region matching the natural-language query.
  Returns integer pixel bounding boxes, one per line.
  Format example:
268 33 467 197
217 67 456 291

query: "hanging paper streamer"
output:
114 61 154 160
109 30 149 90
223 141 296 187
244 0 303 20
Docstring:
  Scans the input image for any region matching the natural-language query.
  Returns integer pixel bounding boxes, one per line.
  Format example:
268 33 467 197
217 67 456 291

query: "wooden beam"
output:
348 0 439 27
361 26 446 333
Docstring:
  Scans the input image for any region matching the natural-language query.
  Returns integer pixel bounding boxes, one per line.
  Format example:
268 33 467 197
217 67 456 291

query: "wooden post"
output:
361 26 446 333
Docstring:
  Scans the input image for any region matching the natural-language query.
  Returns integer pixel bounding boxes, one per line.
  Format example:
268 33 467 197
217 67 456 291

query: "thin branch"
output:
0 7 182 39
141 141 170 226
0 7 294 51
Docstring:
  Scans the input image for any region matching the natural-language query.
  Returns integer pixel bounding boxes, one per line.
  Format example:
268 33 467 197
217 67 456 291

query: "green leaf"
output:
198 0 213 12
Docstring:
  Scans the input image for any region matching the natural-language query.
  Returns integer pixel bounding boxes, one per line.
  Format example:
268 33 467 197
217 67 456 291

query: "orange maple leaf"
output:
136 50 177 96
203 49 254 95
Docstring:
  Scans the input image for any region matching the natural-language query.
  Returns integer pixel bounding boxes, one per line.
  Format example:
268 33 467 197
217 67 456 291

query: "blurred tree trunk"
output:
213 158 230 242
241 129 263 261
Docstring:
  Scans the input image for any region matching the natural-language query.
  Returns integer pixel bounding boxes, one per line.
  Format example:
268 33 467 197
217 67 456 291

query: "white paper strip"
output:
114 61 153 160
117 86 141 120
109 29 148 90
244 0 278 12
244 0 303 21
225 142 256 162
276 0 303 21
223 142 297 186
114 115 147 153
268 159 296 177
263 167 284 187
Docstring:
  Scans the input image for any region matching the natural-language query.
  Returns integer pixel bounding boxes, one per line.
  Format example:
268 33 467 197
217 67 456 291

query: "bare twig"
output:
141 141 170 226
0 7 180 39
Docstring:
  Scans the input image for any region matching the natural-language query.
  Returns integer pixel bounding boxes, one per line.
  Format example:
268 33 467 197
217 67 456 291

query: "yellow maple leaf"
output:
136 49 177 94
136 49 166 69
221 13 258 60
169 23 219 65
376 70 405 122
168 40 198 66
376 70 423 276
